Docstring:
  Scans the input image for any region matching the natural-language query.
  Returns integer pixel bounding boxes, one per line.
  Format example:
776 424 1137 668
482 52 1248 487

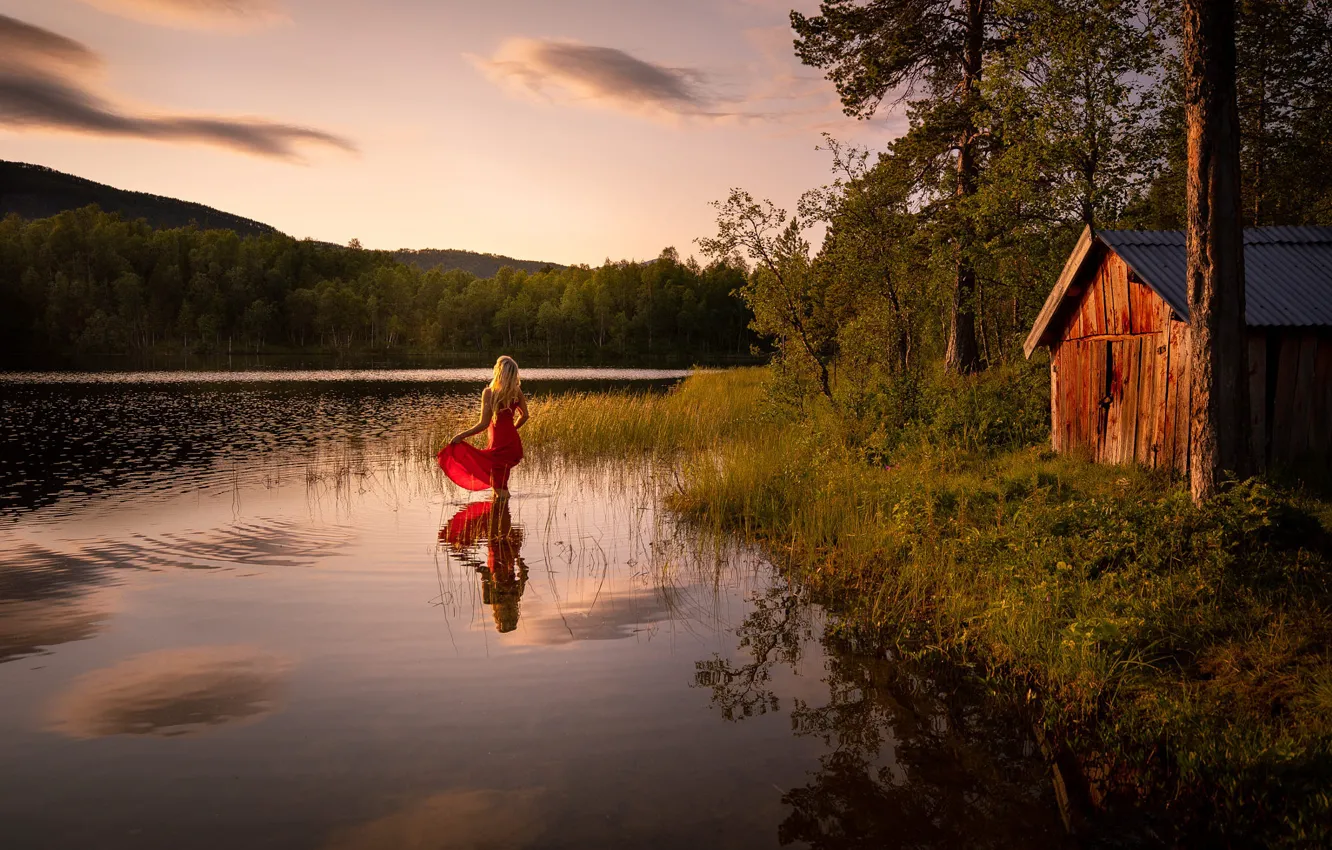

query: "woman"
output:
438 355 528 498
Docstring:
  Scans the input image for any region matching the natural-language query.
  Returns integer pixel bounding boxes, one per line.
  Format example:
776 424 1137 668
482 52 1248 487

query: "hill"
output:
0 161 562 276
0 161 279 237
394 248 562 278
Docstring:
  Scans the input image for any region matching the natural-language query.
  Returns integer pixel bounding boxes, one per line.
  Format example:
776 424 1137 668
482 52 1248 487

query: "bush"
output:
916 358 1051 453
838 357 1051 464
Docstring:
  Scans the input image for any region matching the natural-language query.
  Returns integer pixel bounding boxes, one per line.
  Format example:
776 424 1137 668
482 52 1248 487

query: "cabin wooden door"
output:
1097 337 1153 466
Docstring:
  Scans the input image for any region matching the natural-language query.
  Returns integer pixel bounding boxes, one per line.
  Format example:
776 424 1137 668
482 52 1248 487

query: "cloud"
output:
0 14 100 72
472 35 899 135
0 72 354 158
47 645 292 738
0 15 353 160
77 0 288 31
474 38 727 121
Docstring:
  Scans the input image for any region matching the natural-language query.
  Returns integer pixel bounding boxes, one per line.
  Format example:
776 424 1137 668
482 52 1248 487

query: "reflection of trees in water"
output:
697 586 1067 849
0 539 139 663
0 383 468 518
694 583 815 720
781 642 1066 848
0 598 107 665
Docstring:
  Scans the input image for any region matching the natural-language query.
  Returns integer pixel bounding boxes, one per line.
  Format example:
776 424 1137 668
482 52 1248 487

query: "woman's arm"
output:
450 389 494 444
513 390 530 430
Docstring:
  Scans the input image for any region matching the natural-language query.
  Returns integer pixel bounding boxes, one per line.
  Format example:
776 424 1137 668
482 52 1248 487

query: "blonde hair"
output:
489 355 521 411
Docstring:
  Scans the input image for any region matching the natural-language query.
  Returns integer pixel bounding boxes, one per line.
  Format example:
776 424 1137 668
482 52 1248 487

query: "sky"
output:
0 0 905 265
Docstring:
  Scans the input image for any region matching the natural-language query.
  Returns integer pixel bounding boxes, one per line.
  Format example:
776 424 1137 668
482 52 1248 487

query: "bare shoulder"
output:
480 386 493 405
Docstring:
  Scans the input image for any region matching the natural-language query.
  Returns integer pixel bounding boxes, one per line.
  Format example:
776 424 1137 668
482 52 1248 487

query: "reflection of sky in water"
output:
322 788 547 850
0 377 1067 849
0 598 111 665
48 646 292 739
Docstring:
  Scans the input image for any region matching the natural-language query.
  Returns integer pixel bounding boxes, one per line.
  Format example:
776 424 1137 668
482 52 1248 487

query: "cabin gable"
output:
1059 251 1170 341
1024 231 1180 357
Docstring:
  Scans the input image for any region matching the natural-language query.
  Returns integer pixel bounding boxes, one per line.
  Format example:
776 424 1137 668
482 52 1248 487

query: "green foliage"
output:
535 368 1332 843
696 190 837 396
835 358 1051 464
983 0 1163 229
1233 0 1332 225
912 359 1052 453
794 0 1015 375
782 0 1332 382
791 0 989 121
394 248 557 279
1122 0 1332 229
0 207 756 362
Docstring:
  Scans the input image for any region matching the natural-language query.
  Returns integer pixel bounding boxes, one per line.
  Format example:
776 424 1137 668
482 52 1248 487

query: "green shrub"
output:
837 357 1050 463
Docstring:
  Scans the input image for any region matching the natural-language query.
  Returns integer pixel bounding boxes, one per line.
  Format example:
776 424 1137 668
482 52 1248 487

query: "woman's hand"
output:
449 433 464 445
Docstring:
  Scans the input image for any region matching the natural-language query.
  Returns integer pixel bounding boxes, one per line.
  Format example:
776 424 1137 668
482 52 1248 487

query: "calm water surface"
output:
0 370 1069 849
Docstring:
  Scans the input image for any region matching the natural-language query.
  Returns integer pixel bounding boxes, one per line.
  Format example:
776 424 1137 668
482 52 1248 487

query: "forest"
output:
699 0 1332 400
0 207 756 364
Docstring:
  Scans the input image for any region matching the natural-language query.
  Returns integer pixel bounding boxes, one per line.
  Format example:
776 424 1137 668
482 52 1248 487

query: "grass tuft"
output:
431 367 770 461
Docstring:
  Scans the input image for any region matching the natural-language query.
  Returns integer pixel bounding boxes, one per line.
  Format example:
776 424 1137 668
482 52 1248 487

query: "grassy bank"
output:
487 366 1332 846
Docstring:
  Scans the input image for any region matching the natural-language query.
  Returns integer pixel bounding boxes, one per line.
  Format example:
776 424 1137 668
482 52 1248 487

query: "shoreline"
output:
0 366 698 385
0 352 765 375
504 366 1332 846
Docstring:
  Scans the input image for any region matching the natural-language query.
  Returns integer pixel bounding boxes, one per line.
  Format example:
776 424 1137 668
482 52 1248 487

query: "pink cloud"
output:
77 0 288 32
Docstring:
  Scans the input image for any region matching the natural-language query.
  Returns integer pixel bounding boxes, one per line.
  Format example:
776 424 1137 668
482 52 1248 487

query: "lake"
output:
0 369 1070 849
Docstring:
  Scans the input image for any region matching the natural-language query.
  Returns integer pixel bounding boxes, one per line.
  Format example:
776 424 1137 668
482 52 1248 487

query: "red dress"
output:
437 405 524 491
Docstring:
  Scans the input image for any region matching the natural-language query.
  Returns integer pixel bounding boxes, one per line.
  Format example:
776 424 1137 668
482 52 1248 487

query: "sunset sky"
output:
0 0 904 265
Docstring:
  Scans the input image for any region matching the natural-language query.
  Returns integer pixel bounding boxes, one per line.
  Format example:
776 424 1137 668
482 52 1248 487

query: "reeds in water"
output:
427 367 769 461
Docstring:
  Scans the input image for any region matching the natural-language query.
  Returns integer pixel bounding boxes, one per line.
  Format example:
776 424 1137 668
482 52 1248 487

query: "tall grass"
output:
430 367 771 461
524 365 1332 846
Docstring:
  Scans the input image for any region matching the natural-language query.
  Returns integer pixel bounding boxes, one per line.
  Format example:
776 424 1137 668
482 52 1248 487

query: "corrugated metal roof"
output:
1097 227 1332 326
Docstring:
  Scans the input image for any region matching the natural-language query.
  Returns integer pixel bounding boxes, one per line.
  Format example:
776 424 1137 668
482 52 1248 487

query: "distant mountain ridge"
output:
0 161 561 277
0 160 279 237
394 249 561 278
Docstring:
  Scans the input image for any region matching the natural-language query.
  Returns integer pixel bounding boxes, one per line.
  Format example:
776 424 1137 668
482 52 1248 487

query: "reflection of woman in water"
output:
438 356 528 499
439 499 528 633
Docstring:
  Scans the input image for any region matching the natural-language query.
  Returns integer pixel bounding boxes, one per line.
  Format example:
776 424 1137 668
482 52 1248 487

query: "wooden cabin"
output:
1024 226 1332 475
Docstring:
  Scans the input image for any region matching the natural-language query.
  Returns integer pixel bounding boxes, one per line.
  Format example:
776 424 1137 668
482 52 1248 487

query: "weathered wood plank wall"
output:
1264 330 1332 471
1248 336 1267 465
1048 250 1331 476
1049 254 1183 470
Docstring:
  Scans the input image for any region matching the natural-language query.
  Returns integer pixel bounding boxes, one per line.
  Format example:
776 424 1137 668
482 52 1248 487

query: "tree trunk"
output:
945 0 984 375
1183 0 1251 503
